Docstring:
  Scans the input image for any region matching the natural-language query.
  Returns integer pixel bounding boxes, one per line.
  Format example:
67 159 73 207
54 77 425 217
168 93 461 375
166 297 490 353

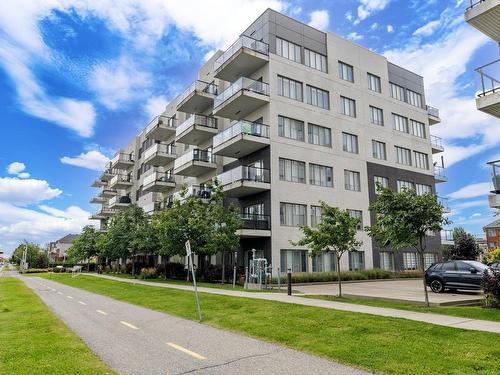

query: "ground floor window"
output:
312 252 337 272
402 252 419 270
423 253 437 269
281 249 307 273
379 251 394 271
349 251 365 271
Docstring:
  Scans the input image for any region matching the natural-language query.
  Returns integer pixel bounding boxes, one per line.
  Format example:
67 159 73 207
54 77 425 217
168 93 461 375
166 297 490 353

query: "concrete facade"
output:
90 9 445 273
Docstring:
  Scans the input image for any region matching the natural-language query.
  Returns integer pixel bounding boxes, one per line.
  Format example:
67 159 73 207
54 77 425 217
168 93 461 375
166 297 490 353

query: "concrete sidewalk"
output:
89 273 500 334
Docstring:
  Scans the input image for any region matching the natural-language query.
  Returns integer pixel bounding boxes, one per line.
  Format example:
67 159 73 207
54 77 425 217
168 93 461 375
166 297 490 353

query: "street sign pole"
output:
185 240 202 322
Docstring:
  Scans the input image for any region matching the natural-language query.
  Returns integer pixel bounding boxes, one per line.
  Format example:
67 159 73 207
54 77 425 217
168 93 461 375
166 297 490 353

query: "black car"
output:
489 261 500 270
425 260 490 293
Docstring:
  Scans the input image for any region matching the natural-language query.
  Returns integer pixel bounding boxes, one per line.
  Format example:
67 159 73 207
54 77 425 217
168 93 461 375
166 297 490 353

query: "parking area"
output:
293 279 482 306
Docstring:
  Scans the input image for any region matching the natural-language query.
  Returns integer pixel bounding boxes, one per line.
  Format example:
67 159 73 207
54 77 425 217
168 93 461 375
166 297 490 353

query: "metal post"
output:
277 267 281 290
287 268 292 296
232 251 237 289
189 253 202 322
244 266 248 290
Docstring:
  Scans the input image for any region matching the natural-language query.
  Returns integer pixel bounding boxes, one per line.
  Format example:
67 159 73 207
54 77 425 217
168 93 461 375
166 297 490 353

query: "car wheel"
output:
430 279 444 293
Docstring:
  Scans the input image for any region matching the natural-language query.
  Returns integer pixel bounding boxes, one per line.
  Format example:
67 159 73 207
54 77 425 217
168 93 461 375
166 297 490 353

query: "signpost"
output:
185 240 202 322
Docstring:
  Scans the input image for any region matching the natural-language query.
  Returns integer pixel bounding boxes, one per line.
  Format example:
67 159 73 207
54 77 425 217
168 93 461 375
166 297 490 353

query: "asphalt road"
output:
21 276 370 375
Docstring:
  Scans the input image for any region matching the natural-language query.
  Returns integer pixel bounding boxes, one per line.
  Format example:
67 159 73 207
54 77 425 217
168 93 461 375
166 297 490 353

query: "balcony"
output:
175 114 218 145
438 196 451 213
99 188 117 198
142 171 175 194
430 135 444 154
441 229 454 246
214 35 269 82
109 174 133 190
213 120 270 158
91 179 107 188
464 1 500 42
110 152 134 170
213 77 270 120
426 105 441 125
143 143 176 166
172 185 212 203
109 195 131 210
216 166 270 198
90 205 118 220
90 196 106 204
434 166 447 183
237 214 271 238
176 80 218 113
488 194 500 208
138 192 165 214
99 163 121 181
475 59 500 118
488 159 500 192
173 149 217 177
144 115 177 141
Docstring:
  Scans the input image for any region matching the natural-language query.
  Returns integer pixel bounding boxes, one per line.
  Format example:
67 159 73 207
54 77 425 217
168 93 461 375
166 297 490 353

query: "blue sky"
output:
0 0 498 255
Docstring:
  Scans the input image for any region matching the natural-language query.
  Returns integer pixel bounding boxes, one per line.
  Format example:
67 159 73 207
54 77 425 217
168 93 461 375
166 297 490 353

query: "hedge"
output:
271 269 422 284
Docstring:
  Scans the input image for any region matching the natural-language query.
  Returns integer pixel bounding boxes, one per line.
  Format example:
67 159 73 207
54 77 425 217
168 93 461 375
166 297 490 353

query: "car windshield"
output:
463 261 488 271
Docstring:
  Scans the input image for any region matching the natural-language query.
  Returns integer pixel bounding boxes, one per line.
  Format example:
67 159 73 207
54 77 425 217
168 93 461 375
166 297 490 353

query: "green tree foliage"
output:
293 202 362 297
10 243 47 269
445 227 480 261
365 185 449 306
67 226 101 269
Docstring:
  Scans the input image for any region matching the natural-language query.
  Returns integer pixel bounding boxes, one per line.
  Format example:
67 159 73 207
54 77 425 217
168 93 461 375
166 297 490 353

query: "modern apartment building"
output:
90 9 445 273
464 1 500 209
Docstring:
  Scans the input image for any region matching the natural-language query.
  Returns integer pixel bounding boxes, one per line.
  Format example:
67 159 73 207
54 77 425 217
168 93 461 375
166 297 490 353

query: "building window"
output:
280 203 307 226
242 203 264 217
414 151 429 170
342 132 359 154
423 253 437 269
369 106 384 125
397 180 415 192
393 113 409 133
310 205 322 228
278 115 304 141
281 249 307 273
309 163 333 187
396 146 412 166
403 252 419 270
411 120 426 138
279 158 306 183
374 176 389 194
372 140 387 160
304 48 327 72
340 96 356 117
308 124 332 147
390 82 406 102
306 85 330 109
278 75 303 101
489 242 497 249
487 229 497 237
276 37 301 63
407 89 423 108
380 252 394 271
368 73 381 93
347 209 363 230
339 61 354 82
349 251 365 271
312 252 336 272
416 183 432 195
344 170 361 191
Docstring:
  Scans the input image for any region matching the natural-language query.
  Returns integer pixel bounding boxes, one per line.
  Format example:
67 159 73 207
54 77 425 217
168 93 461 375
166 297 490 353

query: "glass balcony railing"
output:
110 174 132 185
466 0 486 10
172 185 212 202
426 105 440 118
213 120 269 148
430 135 443 149
217 166 270 186
144 143 176 160
475 59 500 97
145 115 176 135
143 171 175 187
441 229 454 242
177 80 218 105
109 195 131 206
438 196 451 212
434 166 447 180
174 149 216 169
176 114 217 135
214 35 269 71
214 77 269 108
240 214 271 230
488 159 500 192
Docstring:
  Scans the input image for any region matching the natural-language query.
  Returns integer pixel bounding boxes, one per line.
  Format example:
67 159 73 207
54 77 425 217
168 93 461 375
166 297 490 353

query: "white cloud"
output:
345 11 353 22
356 0 392 23
413 20 440 36
308 10 329 31
144 95 169 119
370 22 379 31
0 177 62 206
60 150 110 171
203 49 216 62
470 213 482 218
347 32 364 41
17 172 31 179
448 182 493 200
387 24 394 33
7 162 26 175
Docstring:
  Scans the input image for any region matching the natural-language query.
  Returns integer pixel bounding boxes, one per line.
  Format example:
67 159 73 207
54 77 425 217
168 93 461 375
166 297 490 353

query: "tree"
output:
445 227 480 261
205 180 242 283
10 243 47 269
365 185 449 306
293 202 362 297
67 226 101 270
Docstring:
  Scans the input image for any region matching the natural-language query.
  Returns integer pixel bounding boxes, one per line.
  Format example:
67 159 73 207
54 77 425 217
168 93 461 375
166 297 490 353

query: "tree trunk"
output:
337 254 342 298
132 257 135 277
221 252 225 284
164 257 168 280
87 260 90 272
418 237 429 307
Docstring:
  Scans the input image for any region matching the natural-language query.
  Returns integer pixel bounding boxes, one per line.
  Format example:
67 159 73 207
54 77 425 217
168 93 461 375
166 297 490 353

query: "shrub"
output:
198 264 246 284
139 267 158 280
482 270 500 308
156 262 186 279
24 268 48 274
52 266 66 273
486 249 500 264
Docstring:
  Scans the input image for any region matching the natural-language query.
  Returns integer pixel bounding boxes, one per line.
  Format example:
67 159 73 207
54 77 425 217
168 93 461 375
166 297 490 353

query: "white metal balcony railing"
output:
214 77 269 108
434 166 447 180
426 105 440 118
176 114 217 135
144 143 176 160
213 120 269 148
214 35 269 71
217 166 270 186
476 59 500 97
177 80 218 105
430 135 443 149
174 149 215 169
143 171 175 187
145 115 176 134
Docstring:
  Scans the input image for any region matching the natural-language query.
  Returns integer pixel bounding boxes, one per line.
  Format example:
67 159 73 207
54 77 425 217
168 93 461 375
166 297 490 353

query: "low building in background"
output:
484 220 500 251
47 234 80 262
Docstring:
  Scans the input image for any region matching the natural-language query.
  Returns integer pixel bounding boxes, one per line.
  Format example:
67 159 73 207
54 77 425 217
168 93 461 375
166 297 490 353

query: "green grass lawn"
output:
0 277 114 375
38 274 500 375
303 295 500 323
